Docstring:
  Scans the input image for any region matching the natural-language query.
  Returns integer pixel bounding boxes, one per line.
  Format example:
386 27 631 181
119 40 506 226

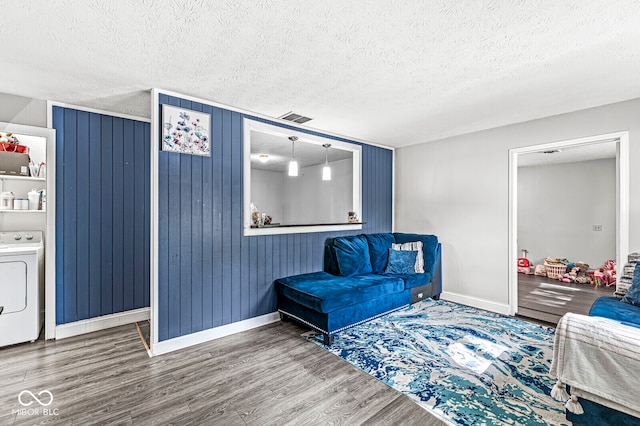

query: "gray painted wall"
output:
283 158 353 225
0 92 47 127
251 169 285 224
518 159 616 267
251 158 353 225
395 97 640 309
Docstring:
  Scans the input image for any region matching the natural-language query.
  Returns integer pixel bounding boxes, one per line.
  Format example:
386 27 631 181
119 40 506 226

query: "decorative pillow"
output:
622 264 640 307
391 241 424 273
385 249 418 274
332 235 373 276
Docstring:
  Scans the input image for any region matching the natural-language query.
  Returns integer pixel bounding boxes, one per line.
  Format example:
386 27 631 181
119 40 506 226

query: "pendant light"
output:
322 143 332 181
288 136 299 176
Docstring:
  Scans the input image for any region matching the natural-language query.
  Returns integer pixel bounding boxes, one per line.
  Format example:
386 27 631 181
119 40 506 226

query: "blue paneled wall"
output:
157 94 393 341
53 106 150 324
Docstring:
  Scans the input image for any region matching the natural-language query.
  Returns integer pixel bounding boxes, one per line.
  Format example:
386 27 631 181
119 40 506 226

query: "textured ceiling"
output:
2 1 640 147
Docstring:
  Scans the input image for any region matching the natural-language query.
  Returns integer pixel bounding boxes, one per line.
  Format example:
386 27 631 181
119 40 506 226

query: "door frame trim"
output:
508 131 629 315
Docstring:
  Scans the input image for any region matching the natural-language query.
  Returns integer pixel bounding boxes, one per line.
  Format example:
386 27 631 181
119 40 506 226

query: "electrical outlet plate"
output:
593 225 603 231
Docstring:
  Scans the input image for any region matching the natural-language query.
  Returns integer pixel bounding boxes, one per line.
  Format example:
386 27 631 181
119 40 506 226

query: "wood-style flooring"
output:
518 273 616 324
0 320 446 426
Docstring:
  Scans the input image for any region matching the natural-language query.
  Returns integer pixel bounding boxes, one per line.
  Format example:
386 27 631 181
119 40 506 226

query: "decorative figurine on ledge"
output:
348 211 358 223
250 202 262 228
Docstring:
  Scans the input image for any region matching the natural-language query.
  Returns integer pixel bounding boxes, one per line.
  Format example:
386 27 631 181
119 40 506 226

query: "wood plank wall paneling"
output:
53 106 150 325
157 94 393 342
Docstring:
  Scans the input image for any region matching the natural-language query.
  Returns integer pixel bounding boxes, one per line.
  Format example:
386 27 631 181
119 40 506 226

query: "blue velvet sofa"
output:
275 233 442 345
563 296 640 425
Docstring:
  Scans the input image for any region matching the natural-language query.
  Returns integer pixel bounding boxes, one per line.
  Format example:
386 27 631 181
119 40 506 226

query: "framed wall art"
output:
161 104 210 156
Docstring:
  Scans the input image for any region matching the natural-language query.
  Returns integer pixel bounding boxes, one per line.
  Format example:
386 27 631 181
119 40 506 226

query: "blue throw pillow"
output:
385 249 418 274
622 264 640 307
333 235 373 276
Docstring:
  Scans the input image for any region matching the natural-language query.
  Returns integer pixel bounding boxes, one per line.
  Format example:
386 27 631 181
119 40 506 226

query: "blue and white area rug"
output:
305 299 568 425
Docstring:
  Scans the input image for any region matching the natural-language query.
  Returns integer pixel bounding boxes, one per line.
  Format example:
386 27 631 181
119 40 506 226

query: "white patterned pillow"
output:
391 241 424 273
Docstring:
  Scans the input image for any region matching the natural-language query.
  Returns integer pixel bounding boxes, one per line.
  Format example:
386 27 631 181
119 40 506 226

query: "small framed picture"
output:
161 104 210 156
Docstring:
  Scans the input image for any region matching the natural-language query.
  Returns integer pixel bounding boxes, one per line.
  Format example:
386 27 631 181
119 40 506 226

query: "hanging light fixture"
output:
288 136 299 176
322 143 332 181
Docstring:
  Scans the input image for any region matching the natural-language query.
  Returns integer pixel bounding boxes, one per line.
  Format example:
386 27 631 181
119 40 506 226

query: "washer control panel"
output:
0 231 43 245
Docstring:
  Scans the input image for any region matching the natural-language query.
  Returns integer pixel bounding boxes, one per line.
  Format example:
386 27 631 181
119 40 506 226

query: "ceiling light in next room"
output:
322 143 332 181
288 136 299 177
259 154 269 163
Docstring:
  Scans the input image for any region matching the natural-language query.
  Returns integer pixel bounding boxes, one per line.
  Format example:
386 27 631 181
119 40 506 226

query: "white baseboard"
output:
55 308 150 340
440 292 511 315
151 312 280 356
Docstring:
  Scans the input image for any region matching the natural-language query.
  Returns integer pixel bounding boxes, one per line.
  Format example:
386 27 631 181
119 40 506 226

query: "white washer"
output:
0 231 44 347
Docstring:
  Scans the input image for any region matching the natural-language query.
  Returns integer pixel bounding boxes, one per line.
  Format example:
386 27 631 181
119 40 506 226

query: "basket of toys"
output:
544 258 568 279
545 264 567 279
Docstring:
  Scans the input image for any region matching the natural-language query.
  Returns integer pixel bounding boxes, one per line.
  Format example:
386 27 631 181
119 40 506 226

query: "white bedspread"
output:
550 312 640 418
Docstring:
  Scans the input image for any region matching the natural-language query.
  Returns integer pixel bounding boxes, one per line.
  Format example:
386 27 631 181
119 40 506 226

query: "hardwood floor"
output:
0 321 446 426
518 273 616 324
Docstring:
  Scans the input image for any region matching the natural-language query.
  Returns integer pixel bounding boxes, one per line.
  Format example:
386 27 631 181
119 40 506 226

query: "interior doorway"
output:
508 132 629 321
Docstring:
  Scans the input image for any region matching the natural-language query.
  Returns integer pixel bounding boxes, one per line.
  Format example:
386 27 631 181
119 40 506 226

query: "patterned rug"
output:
305 299 568 425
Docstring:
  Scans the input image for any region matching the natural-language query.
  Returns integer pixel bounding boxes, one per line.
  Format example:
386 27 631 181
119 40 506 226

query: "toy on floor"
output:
558 266 591 284
585 260 616 287
602 259 617 286
517 248 532 274
534 264 547 276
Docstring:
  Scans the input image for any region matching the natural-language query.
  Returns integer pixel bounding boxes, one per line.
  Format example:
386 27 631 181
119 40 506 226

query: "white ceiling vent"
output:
279 111 313 124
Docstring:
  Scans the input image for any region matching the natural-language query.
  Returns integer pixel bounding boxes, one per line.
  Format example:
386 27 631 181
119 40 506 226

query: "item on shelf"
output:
29 160 38 177
0 132 28 154
27 188 40 210
0 132 20 144
0 191 15 210
250 202 262 227
13 198 28 210
0 151 30 176
348 211 358 223
38 162 46 178
0 142 29 154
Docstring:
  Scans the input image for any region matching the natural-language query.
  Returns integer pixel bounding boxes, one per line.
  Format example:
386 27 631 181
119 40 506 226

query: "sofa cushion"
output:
275 271 404 313
332 235 372 276
589 296 640 329
365 233 395 273
394 233 439 274
382 271 432 289
384 249 418 274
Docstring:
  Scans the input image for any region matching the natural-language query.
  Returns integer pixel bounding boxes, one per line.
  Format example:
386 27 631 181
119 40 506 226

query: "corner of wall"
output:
0 92 47 128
